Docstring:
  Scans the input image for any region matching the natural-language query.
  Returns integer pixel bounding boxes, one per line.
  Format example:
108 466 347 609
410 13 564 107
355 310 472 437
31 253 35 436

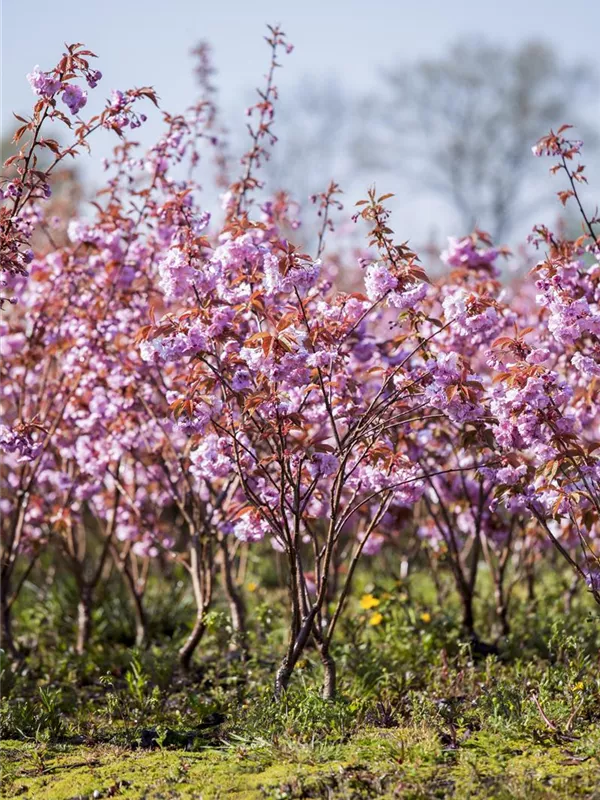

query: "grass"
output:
2 564 600 798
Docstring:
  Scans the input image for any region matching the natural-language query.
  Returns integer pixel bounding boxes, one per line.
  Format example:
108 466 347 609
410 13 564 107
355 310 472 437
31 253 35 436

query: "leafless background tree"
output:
356 39 597 240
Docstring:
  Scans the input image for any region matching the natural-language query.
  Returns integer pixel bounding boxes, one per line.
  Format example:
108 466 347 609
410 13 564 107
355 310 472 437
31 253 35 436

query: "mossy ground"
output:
3 729 600 799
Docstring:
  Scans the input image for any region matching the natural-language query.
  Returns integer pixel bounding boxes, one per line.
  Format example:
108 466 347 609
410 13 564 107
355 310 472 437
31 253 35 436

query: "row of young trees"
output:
1 30 599 698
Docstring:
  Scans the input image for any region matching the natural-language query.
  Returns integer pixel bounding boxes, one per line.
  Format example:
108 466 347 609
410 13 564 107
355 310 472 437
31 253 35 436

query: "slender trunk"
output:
321 652 336 700
494 581 510 638
461 587 476 639
76 584 93 655
526 561 537 606
178 527 212 671
1 587 17 657
220 541 247 658
179 613 207 671
274 609 319 699
273 550 303 699
275 605 297 699
564 574 579 615
426 551 446 608
315 638 336 700
274 656 292 699
400 557 410 582
324 550 341 628
120 561 148 649
130 587 148 649
458 543 479 641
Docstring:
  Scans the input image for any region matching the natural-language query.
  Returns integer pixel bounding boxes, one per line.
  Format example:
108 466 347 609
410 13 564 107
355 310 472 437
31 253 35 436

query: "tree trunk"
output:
319 647 336 700
131 589 148 649
428 555 446 608
460 587 476 639
120 563 148 649
178 613 206 671
220 541 247 658
526 562 537 607
1 589 16 657
563 574 579 615
273 608 318 699
76 585 93 655
274 657 292 699
494 582 510 637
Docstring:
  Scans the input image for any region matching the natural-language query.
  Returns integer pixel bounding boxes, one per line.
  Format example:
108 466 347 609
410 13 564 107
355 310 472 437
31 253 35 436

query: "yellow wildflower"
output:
246 581 258 593
360 593 380 610
420 612 432 624
573 681 584 692
369 612 383 626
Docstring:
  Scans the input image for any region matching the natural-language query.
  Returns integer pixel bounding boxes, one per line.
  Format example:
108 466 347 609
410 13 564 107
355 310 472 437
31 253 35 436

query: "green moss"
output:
3 729 599 800
449 731 600 799
0 741 348 799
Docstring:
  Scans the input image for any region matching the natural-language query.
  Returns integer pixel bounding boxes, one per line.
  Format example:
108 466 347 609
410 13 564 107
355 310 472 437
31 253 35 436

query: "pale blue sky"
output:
4 0 600 114
2 0 599 245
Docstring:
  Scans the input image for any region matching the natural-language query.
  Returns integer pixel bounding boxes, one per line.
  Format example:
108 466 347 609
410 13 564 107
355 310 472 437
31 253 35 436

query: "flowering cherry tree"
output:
138 171 506 696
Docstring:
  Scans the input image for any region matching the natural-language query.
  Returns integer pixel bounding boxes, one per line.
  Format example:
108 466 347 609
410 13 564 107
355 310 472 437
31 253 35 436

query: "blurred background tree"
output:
356 39 597 240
